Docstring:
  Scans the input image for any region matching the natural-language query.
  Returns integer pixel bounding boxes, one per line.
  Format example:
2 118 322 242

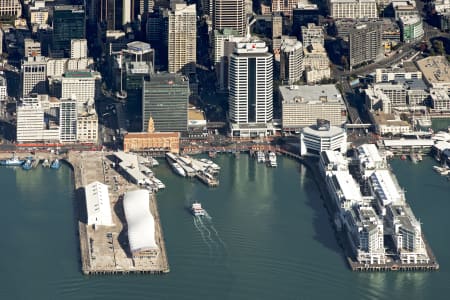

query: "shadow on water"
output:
301 160 348 267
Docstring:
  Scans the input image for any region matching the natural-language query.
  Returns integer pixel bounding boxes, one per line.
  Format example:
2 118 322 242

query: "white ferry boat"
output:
191 202 206 216
268 152 277 167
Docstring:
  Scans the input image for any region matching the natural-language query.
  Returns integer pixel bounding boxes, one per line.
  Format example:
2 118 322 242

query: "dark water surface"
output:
0 155 449 299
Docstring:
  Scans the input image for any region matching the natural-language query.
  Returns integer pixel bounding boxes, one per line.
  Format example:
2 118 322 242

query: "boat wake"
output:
192 214 227 262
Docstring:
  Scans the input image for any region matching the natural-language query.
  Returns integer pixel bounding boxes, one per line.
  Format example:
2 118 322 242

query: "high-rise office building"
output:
61 71 97 107
0 74 7 102
272 0 300 17
59 98 78 143
229 40 274 137
142 72 189 132
279 37 303 85
328 0 377 19
0 0 22 17
167 3 196 75
301 23 324 48
52 5 86 57
213 0 246 36
347 23 382 69
292 3 320 36
21 56 47 97
24 39 42 58
213 29 244 91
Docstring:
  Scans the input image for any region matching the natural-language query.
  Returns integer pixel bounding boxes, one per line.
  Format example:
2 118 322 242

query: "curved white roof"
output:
123 189 157 254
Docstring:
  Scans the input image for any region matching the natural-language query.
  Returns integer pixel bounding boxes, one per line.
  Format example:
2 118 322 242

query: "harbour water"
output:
0 155 450 299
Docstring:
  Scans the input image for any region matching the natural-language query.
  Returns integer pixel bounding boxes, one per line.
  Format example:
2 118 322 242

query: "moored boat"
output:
0 154 24 166
42 159 50 168
50 159 61 169
22 159 32 170
267 152 277 167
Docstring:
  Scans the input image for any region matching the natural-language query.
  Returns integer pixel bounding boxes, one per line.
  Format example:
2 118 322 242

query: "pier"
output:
68 151 169 275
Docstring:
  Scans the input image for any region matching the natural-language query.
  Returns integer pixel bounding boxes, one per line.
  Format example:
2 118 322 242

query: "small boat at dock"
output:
50 159 61 169
42 159 50 168
267 152 277 167
0 154 24 166
22 159 33 170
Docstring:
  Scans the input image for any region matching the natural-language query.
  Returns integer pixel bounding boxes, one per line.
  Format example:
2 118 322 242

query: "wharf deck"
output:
68 151 169 275
278 151 440 272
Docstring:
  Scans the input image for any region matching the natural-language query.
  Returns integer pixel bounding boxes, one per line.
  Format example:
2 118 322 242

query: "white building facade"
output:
229 41 274 137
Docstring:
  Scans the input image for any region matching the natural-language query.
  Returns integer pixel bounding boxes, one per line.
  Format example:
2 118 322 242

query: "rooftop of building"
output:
321 150 348 167
126 41 152 52
126 61 152 74
188 106 206 121
124 132 181 139
389 204 419 232
214 28 242 36
329 0 376 3
332 171 363 202
280 84 343 103
302 124 346 137
416 56 450 84
123 189 158 253
234 40 270 55
357 143 384 166
54 5 84 11
63 70 94 78
304 43 327 54
399 14 422 24
392 0 416 8
370 169 403 205
280 36 302 52
371 111 410 127
350 206 380 231
145 72 189 86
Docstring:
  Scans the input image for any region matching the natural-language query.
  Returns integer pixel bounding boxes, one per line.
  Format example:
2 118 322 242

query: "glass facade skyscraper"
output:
52 5 86 57
142 72 189 133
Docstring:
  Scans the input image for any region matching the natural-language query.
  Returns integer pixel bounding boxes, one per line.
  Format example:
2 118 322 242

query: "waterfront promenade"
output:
67 151 169 275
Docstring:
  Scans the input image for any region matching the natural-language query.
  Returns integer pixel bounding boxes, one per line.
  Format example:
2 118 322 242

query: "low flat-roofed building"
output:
416 56 450 91
123 189 158 258
369 169 404 209
300 120 347 155
114 151 152 185
85 181 113 226
319 150 349 176
375 64 421 83
355 144 387 176
280 84 347 131
123 117 180 154
429 88 450 111
327 171 364 210
188 106 208 139
370 111 411 135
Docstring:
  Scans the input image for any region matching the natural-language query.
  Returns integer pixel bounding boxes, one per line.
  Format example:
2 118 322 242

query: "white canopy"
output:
123 189 157 254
